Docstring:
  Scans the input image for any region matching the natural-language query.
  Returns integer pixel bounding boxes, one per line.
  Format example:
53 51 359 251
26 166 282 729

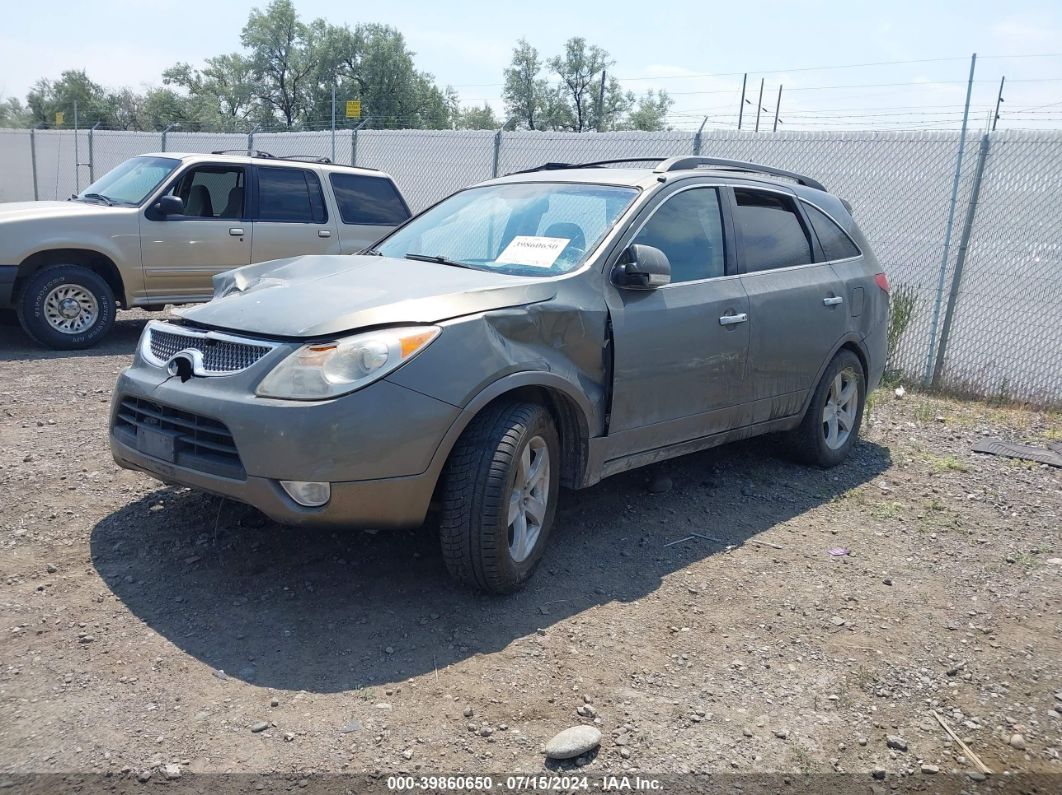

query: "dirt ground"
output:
1 311 1060 787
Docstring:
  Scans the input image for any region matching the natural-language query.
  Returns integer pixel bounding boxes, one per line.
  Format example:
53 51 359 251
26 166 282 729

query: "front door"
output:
140 164 252 302
605 185 751 459
732 187 848 418
250 166 340 262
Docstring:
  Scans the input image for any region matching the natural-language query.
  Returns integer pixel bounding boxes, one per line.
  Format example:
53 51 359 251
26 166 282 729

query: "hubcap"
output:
507 435 550 563
43 285 98 334
822 367 859 450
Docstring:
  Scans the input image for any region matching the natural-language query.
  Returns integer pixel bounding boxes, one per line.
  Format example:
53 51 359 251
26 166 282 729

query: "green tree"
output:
0 96 30 128
240 0 315 127
164 54 258 131
455 103 498 130
548 37 631 132
502 39 551 130
26 70 115 128
624 89 674 131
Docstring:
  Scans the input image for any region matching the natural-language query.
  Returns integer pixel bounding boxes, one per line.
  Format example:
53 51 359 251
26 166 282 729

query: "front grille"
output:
148 327 272 373
114 396 245 480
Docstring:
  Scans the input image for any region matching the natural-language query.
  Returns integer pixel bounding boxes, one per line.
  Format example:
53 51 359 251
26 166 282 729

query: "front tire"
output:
789 350 866 467
439 401 560 594
17 265 116 350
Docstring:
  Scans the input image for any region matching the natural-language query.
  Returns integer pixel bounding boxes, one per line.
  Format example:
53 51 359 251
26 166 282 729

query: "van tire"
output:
439 400 559 594
16 265 116 350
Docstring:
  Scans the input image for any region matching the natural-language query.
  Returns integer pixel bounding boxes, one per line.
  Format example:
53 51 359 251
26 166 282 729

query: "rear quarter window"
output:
329 173 410 225
802 202 862 261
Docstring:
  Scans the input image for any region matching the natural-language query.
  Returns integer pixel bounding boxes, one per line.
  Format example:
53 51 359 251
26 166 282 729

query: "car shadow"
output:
0 316 149 361
90 437 890 694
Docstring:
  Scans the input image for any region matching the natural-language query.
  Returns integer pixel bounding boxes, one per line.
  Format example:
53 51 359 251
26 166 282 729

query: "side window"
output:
734 189 813 272
257 167 327 223
802 202 861 261
168 166 245 219
329 173 410 225
632 187 725 283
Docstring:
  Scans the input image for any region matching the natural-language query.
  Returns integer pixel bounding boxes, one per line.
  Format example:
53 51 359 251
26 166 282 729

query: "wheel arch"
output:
798 335 870 420
427 372 597 495
17 249 126 308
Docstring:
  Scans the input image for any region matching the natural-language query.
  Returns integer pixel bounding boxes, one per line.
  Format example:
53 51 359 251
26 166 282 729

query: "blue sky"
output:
2 0 1060 130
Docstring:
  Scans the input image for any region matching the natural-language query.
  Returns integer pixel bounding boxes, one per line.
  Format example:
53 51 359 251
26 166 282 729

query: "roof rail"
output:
508 157 667 175
273 154 333 164
653 156 826 192
210 149 276 159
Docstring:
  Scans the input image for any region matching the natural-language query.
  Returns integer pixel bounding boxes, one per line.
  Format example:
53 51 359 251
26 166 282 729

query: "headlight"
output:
256 326 440 400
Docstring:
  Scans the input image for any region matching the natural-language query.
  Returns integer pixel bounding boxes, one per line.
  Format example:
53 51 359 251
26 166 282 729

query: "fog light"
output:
280 480 331 507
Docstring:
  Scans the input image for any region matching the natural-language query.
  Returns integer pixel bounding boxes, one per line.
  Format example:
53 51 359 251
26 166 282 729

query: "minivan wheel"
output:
17 265 116 350
439 400 560 594
788 350 866 468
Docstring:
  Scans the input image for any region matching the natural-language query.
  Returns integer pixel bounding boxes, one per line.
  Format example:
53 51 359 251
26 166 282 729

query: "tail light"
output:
874 273 890 293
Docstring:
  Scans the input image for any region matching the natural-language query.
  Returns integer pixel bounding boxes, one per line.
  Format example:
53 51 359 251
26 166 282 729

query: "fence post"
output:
30 128 39 201
160 122 178 152
693 116 708 156
491 129 502 178
350 117 369 167
88 122 100 183
924 53 977 386
930 132 991 388
247 124 261 156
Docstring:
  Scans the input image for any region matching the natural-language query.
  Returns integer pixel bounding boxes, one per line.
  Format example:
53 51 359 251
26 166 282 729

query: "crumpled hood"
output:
177 254 559 338
0 200 124 223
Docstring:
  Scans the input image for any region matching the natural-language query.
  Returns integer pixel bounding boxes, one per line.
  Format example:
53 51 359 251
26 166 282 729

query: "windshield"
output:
375 182 639 277
76 156 180 206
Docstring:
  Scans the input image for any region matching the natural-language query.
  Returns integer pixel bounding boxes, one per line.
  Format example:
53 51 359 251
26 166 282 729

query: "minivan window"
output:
734 189 813 272
802 202 861 261
633 187 725 283
329 174 410 225
257 167 327 223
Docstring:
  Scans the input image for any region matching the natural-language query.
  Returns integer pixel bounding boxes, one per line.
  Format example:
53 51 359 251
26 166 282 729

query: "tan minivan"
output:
0 152 411 349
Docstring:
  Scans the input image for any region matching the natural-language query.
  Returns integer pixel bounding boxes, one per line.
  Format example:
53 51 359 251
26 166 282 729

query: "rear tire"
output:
16 265 116 350
788 349 866 468
439 401 560 594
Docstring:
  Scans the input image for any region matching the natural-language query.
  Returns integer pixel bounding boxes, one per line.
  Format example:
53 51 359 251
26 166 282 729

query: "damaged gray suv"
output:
110 156 889 593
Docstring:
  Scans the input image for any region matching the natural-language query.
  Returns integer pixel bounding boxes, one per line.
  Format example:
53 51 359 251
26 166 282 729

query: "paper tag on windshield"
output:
496 236 569 268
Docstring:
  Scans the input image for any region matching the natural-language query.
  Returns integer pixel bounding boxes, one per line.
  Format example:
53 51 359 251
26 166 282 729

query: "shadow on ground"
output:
0 316 149 361
91 437 890 694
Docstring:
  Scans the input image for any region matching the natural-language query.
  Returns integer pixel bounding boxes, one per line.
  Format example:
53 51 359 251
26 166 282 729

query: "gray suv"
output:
109 156 889 593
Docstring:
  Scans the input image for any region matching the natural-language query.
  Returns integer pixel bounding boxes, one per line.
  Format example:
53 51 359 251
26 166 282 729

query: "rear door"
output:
604 183 751 459
140 162 252 302
327 172 412 252
250 165 340 262
732 186 847 417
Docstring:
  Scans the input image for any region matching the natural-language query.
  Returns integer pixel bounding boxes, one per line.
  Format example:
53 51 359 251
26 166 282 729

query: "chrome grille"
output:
145 324 273 374
113 396 244 480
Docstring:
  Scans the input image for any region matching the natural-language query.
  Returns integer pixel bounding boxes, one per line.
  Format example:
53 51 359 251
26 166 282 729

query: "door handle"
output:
823 296 844 306
719 313 748 326
318 230 332 238
228 228 244 237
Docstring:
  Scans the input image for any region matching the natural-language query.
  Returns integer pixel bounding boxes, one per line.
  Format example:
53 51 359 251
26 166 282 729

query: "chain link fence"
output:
0 125 1058 406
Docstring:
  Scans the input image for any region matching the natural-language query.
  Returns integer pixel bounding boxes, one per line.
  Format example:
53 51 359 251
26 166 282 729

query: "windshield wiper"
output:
76 192 118 206
361 248 382 256
403 253 477 270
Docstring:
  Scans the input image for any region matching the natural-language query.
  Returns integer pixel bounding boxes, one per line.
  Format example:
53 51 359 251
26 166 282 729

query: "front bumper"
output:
109 359 461 529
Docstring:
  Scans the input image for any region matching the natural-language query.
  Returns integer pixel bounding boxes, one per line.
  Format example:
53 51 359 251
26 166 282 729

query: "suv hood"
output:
178 254 559 338
0 200 126 222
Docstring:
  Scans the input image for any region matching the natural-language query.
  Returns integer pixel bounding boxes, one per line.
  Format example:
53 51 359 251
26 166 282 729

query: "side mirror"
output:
154 195 184 218
611 243 671 290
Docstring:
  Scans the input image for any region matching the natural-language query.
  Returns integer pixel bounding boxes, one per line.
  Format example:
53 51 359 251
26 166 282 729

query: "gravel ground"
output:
1 311 1060 785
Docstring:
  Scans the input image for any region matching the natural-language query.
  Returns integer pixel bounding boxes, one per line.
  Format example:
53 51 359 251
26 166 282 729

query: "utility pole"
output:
596 69 607 132
754 78 764 132
737 73 747 130
773 85 783 132
992 76 1005 131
